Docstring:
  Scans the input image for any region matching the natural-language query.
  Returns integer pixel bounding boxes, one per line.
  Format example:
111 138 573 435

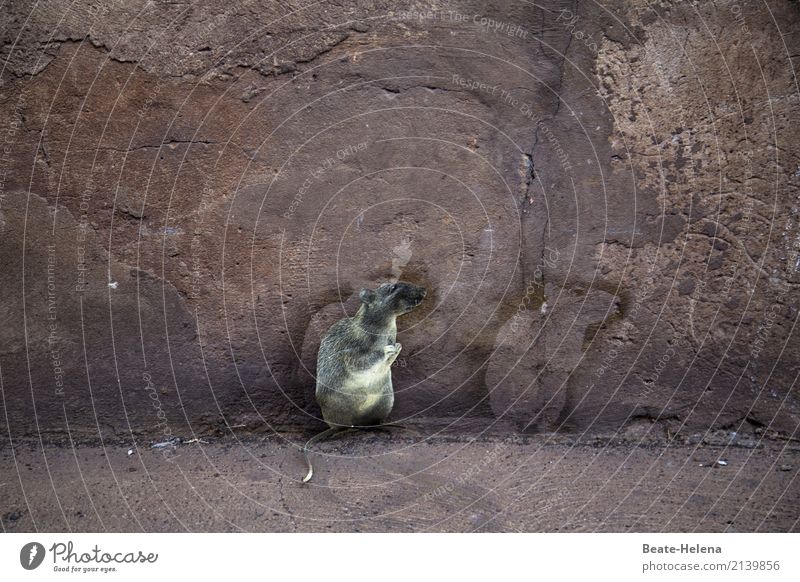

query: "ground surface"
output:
2 428 798 532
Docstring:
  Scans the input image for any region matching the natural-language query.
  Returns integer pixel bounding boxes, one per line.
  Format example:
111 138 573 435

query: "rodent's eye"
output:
390 284 397 293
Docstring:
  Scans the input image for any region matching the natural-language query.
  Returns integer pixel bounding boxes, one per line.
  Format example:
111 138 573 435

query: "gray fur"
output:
315 281 427 427
301 281 426 482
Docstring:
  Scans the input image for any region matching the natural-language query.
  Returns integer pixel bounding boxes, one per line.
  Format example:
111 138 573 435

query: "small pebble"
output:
4 511 21 522
717 460 728 466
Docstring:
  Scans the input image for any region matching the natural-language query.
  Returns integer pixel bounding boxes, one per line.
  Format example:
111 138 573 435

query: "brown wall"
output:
1 0 798 440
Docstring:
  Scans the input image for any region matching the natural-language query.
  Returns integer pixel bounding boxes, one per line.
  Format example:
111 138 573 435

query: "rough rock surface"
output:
1 0 799 447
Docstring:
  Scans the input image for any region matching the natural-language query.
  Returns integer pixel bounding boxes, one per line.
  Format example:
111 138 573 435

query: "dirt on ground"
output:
2 426 798 533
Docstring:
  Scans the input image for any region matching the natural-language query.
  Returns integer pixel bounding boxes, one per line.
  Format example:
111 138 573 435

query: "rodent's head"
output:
359 281 427 317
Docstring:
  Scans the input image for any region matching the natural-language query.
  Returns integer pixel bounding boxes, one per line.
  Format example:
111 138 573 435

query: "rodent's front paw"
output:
384 343 402 356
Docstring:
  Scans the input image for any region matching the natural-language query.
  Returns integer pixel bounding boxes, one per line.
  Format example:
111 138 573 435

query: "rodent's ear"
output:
359 288 377 304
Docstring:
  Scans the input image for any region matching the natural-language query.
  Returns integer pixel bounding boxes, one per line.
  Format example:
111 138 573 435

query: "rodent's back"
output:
315 317 357 395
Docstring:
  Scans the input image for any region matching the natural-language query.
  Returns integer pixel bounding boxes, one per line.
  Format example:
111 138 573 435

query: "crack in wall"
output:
89 139 219 154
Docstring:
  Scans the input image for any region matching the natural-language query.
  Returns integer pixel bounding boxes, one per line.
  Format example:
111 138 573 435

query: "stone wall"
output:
1 0 798 440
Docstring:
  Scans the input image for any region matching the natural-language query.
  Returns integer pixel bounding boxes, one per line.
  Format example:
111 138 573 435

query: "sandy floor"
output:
1 429 798 532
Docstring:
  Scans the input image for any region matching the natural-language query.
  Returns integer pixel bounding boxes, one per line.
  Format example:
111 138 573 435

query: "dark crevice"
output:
8 29 353 82
52 35 140 65
376 83 465 96
519 153 535 206
92 139 218 154
245 31 351 79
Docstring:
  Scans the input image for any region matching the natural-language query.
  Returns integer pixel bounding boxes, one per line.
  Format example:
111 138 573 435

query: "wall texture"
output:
1 0 798 441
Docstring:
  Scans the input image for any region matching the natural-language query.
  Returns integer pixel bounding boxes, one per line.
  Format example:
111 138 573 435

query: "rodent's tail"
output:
301 426 343 483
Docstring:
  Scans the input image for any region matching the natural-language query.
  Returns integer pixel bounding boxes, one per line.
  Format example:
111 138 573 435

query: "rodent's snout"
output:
393 282 427 315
